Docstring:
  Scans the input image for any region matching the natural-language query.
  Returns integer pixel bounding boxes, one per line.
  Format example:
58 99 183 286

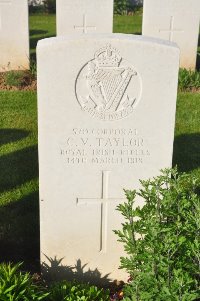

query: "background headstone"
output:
37 34 179 282
56 0 113 35
0 0 29 72
142 0 200 70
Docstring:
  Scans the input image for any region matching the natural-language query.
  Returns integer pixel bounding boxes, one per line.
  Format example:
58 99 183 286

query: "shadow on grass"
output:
0 191 40 272
0 145 38 194
30 29 48 36
0 131 39 270
118 31 141 35
0 129 29 147
30 34 55 61
132 31 141 35
42 256 111 286
173 133 200 172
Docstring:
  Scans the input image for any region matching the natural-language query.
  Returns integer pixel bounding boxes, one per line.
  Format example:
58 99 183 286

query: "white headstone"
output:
56 0 113 36
37 34 179 282
142 0 200 70
0 0 29 71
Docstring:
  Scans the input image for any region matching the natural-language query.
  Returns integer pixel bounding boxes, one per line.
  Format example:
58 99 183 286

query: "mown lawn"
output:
30 14 56 60
0 92 39 269
0 13 199 270
113 14 142 34
173 92 200 176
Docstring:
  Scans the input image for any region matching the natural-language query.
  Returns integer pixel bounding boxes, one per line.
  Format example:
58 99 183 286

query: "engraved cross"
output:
0 0 12 30
74 14 96 34
159 16 184 42
77 171 125 253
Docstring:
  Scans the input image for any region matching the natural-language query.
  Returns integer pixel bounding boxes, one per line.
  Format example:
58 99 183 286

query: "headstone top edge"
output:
37 33 180 51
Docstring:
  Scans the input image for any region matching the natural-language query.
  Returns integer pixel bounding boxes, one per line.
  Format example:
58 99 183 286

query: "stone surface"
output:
37 34 179 282
142 0 200 70
0 0 29 71
56 0 113 35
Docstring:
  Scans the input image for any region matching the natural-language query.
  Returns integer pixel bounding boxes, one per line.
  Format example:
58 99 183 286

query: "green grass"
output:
0 91 39 269
29 14 56 60
113 14 142 34
0 13 199 271
173 92 200 176
178 69 200 91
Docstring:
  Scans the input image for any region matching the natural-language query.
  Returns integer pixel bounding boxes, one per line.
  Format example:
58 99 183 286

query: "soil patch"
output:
0 71 37 91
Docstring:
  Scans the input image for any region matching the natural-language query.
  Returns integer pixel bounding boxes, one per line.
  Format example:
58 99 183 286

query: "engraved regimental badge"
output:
75 44 142 121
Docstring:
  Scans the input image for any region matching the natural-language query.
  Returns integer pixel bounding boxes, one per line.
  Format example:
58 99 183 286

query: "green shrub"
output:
114 168 200 300
114 0 129 15
0 263 110 301
114 0 142 15
29 0 56 14
48 280 110 301
29 4 45 14
4 69 35 88
4 70 25 87
178 68 200 91
30 59 37 79
0 262 48 300
43 0 56 14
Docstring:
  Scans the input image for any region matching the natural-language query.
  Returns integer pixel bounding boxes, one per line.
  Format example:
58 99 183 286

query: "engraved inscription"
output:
159 16 184 42
0 0 11 30
75 45 142 121
77 171 126 253
74 14 96 33
60 128 150 165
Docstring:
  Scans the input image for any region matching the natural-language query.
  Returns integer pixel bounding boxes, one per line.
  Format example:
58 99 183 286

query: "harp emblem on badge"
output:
75 44 142 121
